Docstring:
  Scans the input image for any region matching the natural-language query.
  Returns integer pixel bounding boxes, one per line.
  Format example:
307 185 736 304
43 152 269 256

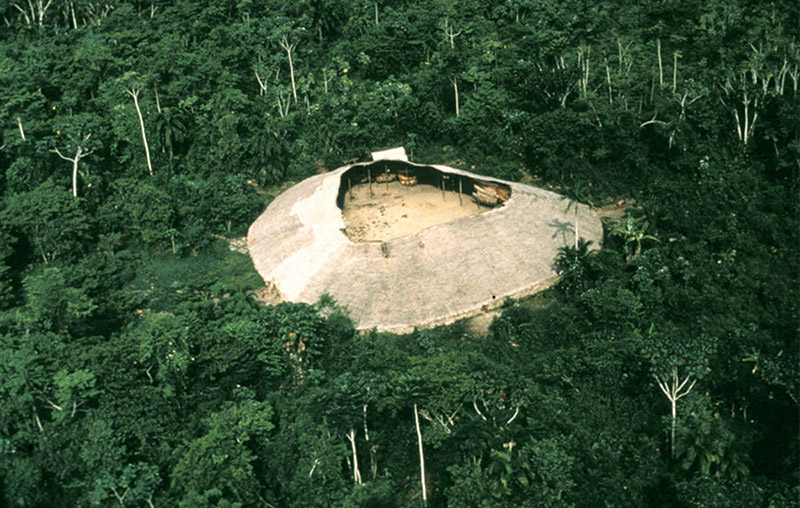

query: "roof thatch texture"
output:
247 162 603 333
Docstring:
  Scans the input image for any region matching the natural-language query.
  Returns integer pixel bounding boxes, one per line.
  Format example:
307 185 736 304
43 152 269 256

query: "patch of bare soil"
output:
593 199 643 222
342 181 490 242
226 236 249 254
465 310 501 337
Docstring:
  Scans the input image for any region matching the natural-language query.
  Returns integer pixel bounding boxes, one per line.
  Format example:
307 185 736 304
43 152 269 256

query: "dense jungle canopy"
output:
0 0 797 507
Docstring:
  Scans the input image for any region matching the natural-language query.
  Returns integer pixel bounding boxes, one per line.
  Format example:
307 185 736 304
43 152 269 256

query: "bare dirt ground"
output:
342 181 490 242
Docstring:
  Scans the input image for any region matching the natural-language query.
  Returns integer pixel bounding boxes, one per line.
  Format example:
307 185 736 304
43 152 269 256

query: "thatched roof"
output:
247 161 603 333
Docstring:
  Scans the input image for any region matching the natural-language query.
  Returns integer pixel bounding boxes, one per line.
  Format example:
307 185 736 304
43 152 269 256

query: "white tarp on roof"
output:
371 146 408 161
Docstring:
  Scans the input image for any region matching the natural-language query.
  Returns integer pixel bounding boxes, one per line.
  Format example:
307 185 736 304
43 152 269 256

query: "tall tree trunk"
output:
69 0 77 29
451 78 459 117
657 38 663 87
347 429 362 485
414 404 427 505
670 395 677 459
279 37 298 103
655 368 697 459
127 88 154 176
52 144 89 198
72 152 79 197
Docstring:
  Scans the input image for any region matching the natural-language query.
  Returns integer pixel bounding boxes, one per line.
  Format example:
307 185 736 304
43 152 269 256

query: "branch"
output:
45 398 63 411
111 486 129 505
654 375 671 399
255 70 267 94
675 378 697 400
14 4 32 24
506 404 520 424
51 147 73 162
308 457 321 477
472 399 486 420
675 373 693 393
640 114 667 128
446 406 460 426
418 408 434 423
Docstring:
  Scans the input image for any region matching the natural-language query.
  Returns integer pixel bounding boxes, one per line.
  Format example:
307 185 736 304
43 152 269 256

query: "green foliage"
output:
0 228 15 309
171 390 273 507
2 180 93 265
642 323 717 381
675 394 751 481
675 476 765 508
0 0 797 506
22 267 97 333
610 213 660 263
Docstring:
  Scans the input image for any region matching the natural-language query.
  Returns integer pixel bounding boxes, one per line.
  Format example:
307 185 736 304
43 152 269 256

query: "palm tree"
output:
154 107 187 167
610 213 660 263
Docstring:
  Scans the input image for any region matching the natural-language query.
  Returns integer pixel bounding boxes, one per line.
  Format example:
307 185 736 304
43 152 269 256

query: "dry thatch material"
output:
247 161 603 333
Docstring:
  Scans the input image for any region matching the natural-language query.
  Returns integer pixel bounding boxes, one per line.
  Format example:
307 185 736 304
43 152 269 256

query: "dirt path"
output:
342 181 489 242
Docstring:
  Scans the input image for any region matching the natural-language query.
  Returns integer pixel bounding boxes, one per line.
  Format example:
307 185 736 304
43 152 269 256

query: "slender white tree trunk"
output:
657 38 663 87
69 0 77 29
52 142 89 198
279 37 298 102
287 48 297 102
443 21 461 49
154 87 162 113
71 152 79 197
126 88 153 176
414 404 427 505
347 429 362 485
451 78 459 117
655 368 697 458
37 0 53 25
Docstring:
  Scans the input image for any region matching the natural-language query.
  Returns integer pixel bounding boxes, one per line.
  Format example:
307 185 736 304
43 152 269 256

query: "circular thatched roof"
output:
247 161 603 333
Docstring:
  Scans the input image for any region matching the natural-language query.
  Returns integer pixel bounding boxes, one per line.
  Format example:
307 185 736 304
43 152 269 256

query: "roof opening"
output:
337 161 511 243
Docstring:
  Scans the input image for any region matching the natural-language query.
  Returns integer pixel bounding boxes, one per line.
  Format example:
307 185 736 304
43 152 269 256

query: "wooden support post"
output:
348 177 352 199
441 176 445 201
385 168 390 194
368 168 373 197
458 178 463 206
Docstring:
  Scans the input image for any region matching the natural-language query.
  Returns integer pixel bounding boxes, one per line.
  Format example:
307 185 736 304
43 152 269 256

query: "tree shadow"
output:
548 218 574 247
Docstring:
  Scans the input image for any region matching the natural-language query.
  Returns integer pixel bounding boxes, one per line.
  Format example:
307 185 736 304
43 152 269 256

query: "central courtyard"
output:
341 180 491 242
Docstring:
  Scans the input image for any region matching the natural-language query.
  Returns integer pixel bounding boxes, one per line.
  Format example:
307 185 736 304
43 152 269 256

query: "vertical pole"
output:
386 168 390 194
458 178 463 206
348 177 352 199
441 176 445 201
368 168 373 197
